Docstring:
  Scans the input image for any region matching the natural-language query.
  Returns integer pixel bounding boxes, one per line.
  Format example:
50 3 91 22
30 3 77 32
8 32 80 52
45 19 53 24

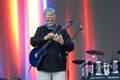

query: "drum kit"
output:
72 50 120 77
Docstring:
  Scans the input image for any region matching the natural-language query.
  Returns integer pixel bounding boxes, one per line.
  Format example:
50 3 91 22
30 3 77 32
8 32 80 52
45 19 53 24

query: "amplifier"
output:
107 74 120 80
82 74 120 80
89 75 107 80
82 75 107 80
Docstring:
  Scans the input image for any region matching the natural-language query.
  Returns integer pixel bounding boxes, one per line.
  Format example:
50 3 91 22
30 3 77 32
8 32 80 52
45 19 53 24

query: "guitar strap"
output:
52 24 60 33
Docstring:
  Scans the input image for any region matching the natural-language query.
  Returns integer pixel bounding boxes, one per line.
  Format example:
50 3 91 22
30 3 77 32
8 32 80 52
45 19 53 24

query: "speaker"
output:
0 78 20 80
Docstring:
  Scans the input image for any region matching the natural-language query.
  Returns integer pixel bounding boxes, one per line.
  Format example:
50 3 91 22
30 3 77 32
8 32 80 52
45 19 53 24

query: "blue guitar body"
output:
29 47 47 67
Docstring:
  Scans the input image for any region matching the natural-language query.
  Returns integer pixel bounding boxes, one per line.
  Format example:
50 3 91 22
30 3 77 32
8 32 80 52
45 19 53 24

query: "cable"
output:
27 65 32 80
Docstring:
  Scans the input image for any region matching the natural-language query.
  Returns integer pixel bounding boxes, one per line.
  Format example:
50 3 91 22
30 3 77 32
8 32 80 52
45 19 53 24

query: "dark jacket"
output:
30 24 74 72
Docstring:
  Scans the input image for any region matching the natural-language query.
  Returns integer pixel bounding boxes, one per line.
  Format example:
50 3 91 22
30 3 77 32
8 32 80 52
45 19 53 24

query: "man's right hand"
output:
44 33 55 40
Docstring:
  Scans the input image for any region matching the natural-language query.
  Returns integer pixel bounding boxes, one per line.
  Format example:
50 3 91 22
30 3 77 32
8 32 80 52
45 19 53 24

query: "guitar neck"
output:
42 21 73 50
43 40 52 50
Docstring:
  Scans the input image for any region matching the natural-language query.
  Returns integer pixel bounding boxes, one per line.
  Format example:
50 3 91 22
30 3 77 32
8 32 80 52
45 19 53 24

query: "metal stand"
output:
79 54 96 76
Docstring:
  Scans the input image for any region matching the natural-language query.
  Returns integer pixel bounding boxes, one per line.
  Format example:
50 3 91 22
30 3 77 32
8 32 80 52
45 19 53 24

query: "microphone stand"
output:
66 24 84 80
72 27 83 40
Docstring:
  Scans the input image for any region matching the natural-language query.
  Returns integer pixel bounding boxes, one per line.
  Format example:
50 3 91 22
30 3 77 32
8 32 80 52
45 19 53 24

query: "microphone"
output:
71 23 84 40
79 24 84 35
69 20 74 23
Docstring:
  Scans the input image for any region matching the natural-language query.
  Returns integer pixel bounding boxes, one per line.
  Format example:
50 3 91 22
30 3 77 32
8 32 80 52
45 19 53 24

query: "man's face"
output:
44 13 56 27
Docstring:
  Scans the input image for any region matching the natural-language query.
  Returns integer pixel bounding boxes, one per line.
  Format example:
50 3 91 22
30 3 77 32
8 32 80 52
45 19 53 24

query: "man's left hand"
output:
53 33 64 45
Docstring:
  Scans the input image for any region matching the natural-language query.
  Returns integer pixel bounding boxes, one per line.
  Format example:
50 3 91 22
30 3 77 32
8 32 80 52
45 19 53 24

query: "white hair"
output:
44 8 56 15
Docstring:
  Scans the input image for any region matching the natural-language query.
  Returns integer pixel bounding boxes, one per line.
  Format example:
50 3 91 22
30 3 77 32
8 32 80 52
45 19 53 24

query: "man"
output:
30 8 74 80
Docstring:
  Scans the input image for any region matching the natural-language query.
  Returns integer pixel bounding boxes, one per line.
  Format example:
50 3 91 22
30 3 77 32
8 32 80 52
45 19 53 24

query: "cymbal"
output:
72 60 92 65
117 50 120 54
86 50 104 55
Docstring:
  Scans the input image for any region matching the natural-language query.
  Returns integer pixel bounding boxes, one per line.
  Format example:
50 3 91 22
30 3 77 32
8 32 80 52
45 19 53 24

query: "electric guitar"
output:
29 21 73 67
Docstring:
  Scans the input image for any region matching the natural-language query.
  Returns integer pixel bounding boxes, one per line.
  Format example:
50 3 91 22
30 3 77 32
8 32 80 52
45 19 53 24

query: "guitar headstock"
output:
63 20 73 30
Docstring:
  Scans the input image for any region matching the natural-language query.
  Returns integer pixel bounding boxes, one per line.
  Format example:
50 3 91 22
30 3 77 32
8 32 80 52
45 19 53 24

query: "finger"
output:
55 33 58 36
53 37 57 41
49 33 55 37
